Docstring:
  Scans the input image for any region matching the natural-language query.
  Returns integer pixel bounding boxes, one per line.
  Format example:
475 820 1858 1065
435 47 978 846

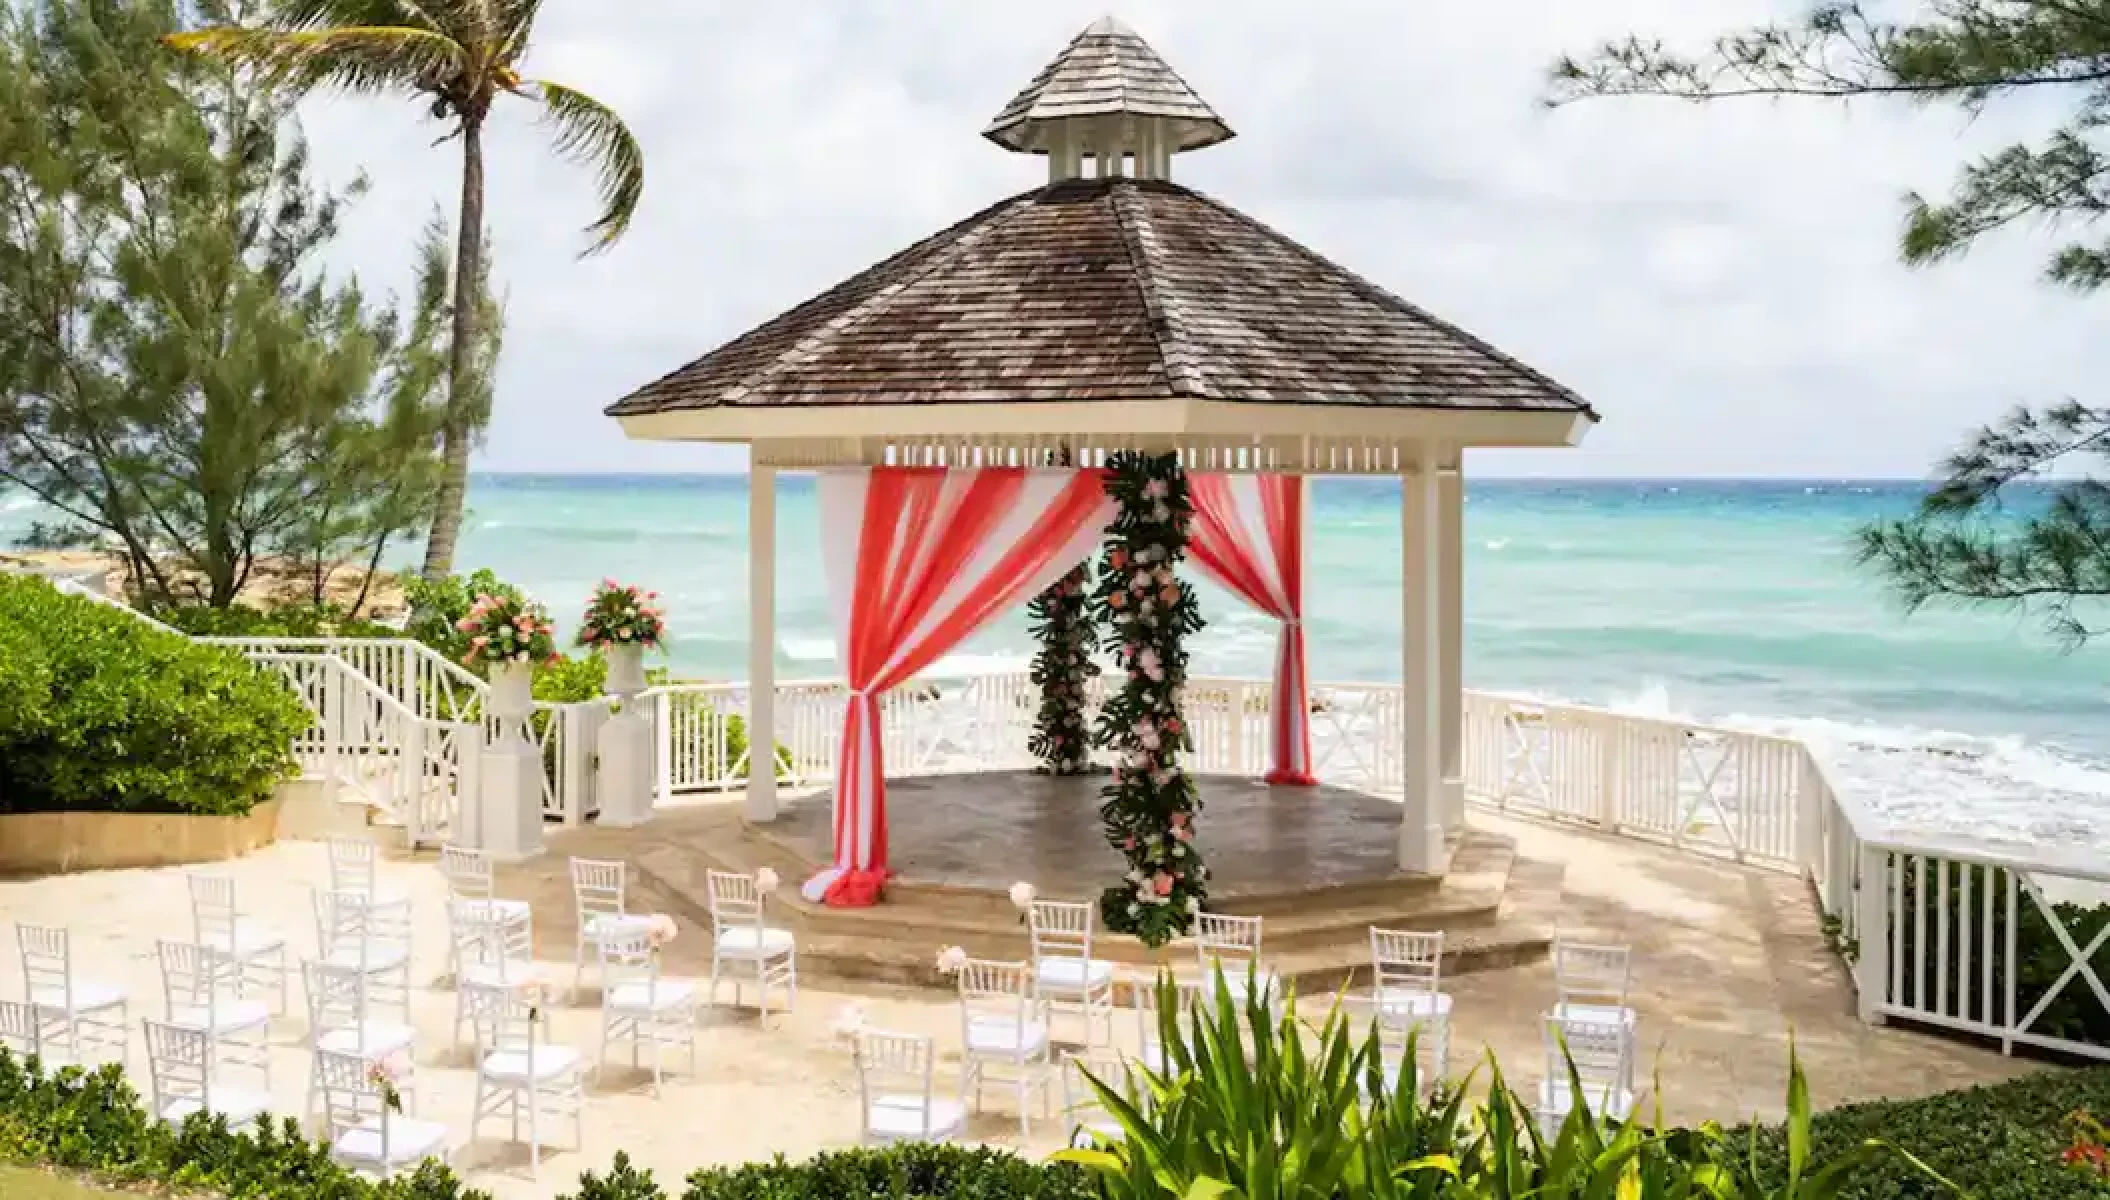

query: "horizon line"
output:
465 469 1950 483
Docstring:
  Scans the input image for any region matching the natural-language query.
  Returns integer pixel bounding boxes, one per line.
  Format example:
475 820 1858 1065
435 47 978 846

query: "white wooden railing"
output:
45 575 2105 1066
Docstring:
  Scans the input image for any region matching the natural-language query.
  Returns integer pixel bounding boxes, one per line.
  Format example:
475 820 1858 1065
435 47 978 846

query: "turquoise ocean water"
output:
7 475 2107 846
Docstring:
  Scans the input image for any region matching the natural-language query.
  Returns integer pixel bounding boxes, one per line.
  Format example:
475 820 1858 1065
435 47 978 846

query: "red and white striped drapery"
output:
807 467 1115 906
1186 474 1314 786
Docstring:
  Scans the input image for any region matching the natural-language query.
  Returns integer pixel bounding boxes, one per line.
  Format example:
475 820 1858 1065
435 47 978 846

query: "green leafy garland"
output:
1092 452 1208 946
1027 562 1099 774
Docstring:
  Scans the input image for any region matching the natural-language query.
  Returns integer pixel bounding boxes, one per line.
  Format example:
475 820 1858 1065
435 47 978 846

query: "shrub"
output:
1739 1064 2110 1198
0 1047 488 1199
403 568 525 666
670 1144 1093 1200
0 576 308 817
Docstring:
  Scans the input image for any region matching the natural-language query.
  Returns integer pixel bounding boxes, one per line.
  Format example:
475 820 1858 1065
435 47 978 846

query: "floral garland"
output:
457 593 561 670
575 579 667 650
1026 562 1099 774
1091 451 1208 946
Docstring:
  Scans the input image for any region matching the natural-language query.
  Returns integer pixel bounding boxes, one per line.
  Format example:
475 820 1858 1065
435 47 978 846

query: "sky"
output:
296 0 2106 479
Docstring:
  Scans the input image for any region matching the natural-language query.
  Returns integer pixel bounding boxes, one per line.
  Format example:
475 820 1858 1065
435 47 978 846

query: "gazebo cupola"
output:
981 16 1233 183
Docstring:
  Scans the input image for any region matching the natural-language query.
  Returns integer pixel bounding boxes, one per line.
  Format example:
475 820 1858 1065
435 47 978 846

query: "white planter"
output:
602 642 646 695
488 660 535 718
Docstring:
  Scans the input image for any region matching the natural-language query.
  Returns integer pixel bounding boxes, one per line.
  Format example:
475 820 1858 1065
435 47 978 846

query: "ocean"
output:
7 475 2108 848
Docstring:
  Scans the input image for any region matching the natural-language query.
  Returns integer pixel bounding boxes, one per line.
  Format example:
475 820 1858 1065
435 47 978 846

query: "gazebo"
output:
607 18 1593 932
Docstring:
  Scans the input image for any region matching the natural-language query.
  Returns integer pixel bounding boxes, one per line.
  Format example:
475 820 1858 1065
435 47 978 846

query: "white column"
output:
747 462 779 823
1438 459 1465 830
1399 450 1447 875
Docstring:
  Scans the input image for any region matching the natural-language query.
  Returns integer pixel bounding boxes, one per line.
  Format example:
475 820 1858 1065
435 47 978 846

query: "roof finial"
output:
983 17 1233 184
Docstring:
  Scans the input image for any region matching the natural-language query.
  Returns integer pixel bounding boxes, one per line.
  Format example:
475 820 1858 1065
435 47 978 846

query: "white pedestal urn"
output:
595 643 654 828
477 660 544 862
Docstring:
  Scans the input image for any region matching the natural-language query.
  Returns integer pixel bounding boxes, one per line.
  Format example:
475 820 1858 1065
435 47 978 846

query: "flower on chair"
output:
645 913 679 951
935 945 969 976
829 1003 868 1044
755 867 781 894
365 1054 407 1114
1009 882 1036 912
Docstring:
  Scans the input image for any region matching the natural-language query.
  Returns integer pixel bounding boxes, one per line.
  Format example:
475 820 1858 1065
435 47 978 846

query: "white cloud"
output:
295 0 2105 478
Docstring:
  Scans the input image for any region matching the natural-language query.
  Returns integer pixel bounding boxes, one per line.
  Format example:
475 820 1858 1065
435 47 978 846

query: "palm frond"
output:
495 0 546 63
522 78 645 252
165 26 468 96
268 0 431 33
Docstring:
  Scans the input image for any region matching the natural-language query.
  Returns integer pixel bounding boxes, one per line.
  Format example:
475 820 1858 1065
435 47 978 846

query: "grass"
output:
0 1163 132 1198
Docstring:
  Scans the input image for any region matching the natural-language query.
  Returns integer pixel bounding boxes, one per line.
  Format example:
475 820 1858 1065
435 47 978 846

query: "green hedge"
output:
1740 1064 2110 1199
567 1146 1092 1200
0 576 308 817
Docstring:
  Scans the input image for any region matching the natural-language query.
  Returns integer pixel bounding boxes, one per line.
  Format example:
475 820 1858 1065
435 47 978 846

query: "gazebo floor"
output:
547 772 1550 990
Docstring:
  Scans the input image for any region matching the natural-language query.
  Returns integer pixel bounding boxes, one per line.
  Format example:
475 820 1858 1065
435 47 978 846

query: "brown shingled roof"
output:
606 177 1592 419
982 17 1234 156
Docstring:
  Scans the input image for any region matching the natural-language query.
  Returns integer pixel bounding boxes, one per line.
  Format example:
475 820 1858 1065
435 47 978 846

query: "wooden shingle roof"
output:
982 17 1233 156
607 177 1592 420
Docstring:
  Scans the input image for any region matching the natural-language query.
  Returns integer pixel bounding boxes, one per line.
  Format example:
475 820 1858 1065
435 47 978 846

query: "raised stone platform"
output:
547 772 1549 990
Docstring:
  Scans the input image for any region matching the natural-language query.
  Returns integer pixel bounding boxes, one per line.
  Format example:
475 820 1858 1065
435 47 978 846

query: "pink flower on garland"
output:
1152 873 1175 896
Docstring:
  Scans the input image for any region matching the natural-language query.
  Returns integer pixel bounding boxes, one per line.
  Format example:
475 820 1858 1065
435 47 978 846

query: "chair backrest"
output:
596 927 663 1001
187 873 240 952
449 898 529 975
16 924 73 1009
1061 1050 1128 1130
1370 927 1444 996
439 845 493 901
327 836 379 895
1194 912 1263 974
854 1029 937 1135
1028 899 1093 963
704 870 761 932
302 957 374 1039
0 998 41 1059
1545 1011 1632 1097
1553 939 1631 1010
956 958 1034 1033
313 1045 401 1156
462 979 542 1057
572 857 628 925
156 939 238 1023
1134 975 1202 1055
313 888 408 965
144 1018 213 1114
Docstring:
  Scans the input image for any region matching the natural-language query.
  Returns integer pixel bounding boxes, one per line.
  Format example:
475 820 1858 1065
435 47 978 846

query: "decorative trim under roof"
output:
607 176 1594 429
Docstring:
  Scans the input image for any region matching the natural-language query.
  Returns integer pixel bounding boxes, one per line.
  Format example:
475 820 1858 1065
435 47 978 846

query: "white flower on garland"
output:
829 1003 868 1043
754 867 780 893
935 945 969 975
1009 881 1036 911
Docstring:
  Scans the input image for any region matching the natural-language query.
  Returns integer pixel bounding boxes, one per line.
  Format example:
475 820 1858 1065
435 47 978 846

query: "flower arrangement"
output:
1009 881 1036 911
2065 1110 2110 1179
934 945 968 976
645 913 679 952
576 580 667 650
755 867 780 894
364 1054 407 1114
457 593 561 669
1027 561 1099 775
829 1003 868 1043
1091 452 1208 947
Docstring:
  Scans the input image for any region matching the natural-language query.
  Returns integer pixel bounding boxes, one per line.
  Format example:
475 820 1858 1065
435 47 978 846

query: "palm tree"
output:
166 0 644 580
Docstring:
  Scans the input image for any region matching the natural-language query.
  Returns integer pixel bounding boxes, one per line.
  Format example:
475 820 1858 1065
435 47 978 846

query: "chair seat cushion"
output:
316 1021 416 1058
867 1094 966 1139
1372 987 1453 1020
1035 958 1115 992
481 1044 581 1083
583 913 653 940
714 926 795 958
28 981 125 1014
965 1015 1049 1057
333 1116 449 1167
1552 1001 1636 1028
323 944 409 974
458 960 537 989
457 898 530 924
1538 1078 1635 1123
605 980 698 1013
217 920 284 957
1070 1118 1125 1147
1203 969 1278 1005
169 998 271 1034
159 1084 271 1129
